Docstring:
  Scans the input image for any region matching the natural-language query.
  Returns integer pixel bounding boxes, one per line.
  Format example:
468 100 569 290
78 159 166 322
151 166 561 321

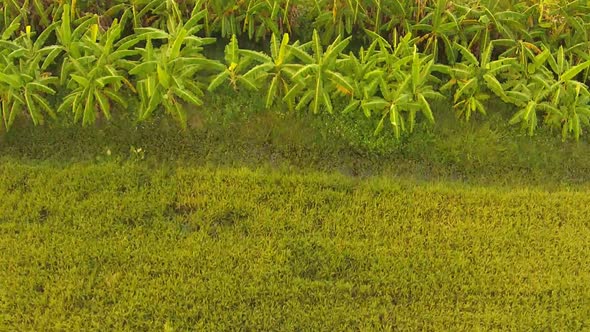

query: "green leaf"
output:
225 34 240 65
2 15 22 40
266 76 279 109
454 78 476 102
295 90 314 111
312 73 322 114
57 95 76 114
324 36 351 63
454 43 479 66
207 70 231 91
343 100 360 114
239 49 272 63
362 98 389 110
277 33 290 65
326 70 353 94
418 94 434 123
103 89 127 108
82 91 96 126
373 114 386 136
172 87 203 106
24 90 40 125
32 94 56 120
71 74 90 88
34 21 60 50
5 101 22 131
108 50 139 61
311 29 323 63
0 73 22 88
134 28 169 40
483 74 506 99
322 90 333 114
292 64 318 80
288 45 314 64
26 82 56 95
170 28 188 60
94 90 112 120
41 47 64 71
171 98 188 130
96 76 124 87
243 63 274 79
142 90 162 120
157 64 170 88
129 61 158 76
561 61 590 82
270 33 280 60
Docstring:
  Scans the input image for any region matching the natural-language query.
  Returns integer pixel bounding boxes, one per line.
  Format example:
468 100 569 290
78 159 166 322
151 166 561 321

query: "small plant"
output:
506 45 590 140
313 0 365 44
440 42 513 121
339 38 385 116
361 45 444 139
412 0 459 62
237 32 301 109
130 2 221 128
283 29 353 114
207 34 266 92
0 19 59 130
129 145 145 161
57 8 134 126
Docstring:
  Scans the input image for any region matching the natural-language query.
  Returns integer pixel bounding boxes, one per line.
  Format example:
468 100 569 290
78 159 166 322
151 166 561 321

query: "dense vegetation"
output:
2 0 590 141
1 162 589 330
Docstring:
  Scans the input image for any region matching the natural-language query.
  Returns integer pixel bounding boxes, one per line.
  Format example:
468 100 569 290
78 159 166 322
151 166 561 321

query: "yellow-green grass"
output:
1 161 589 330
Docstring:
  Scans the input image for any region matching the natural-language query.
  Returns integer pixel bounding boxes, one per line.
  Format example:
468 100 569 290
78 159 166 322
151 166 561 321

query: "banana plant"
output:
54 4 98 60
454 2 529 51
545 46 590 107
131 0 189 30
130 5 221 127
366 0 415 41
338 38 386 115
532 0 589 51
57 14 135 126
494 38 542 77
242 0 282 41
506 45 590 139
440 42 514 121
207 34 266 92
2 0 60 30
205 0 247 39
545 83 590 141
543 46 590 139
412 0 459 62
361 46 444 138
0 20 59 130
236 32 301 109
283 29 353 114
507 75 555 137
313 0 365 44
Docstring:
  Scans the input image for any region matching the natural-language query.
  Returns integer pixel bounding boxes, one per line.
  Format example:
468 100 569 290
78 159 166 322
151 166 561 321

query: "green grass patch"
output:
3 92 590 188
1 161 589 330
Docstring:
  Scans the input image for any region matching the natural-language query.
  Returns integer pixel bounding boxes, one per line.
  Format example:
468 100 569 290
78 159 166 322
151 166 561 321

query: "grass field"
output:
1 161 589 330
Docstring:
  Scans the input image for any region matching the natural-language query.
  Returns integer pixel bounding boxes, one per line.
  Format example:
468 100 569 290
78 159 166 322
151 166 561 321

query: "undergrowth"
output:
2 91 590 188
